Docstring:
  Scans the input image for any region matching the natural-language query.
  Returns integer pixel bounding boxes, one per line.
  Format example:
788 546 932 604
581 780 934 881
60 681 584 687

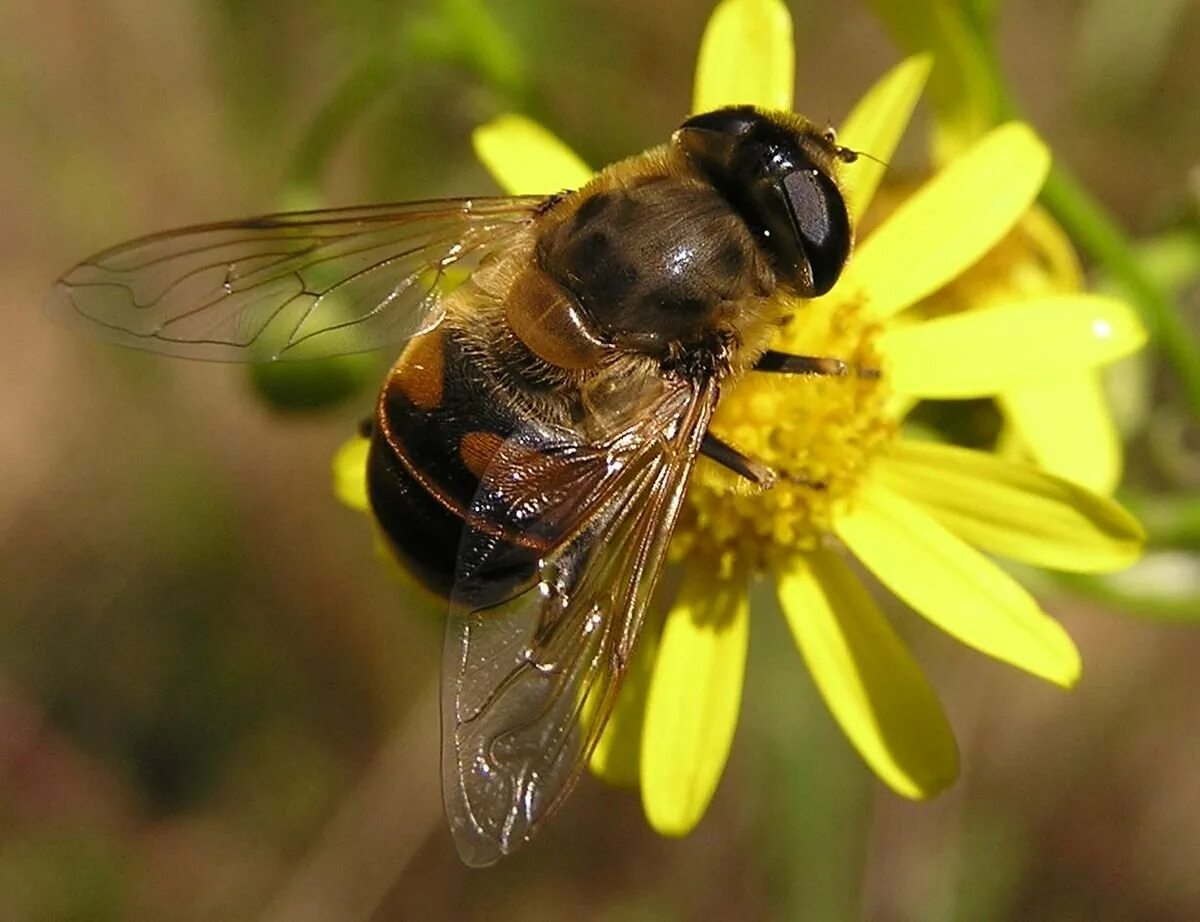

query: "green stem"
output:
440 0 529 102
1051 571 1200 623
1122 490 1200 549
286 4 532 200
285 55 400 196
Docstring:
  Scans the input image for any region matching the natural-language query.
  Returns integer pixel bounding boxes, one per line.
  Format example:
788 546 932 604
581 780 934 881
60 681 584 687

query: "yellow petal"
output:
836 481 1081 687
837 54 932 223
589 612 660 787
875 440 1145 573
332 436 370 512
778 551 958 799
881 295 1147 397
472 114 594 195
999 374 1123 494
693 0 794 112
844 123 1050 318
1021 204 1084 290
641 570 750 835
887 391 920 422
862 0 996 161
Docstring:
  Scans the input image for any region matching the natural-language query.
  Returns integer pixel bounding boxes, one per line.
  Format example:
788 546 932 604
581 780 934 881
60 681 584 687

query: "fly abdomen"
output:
367 323 552 603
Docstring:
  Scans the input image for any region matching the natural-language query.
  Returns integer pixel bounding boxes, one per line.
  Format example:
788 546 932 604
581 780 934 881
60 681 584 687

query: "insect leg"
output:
700 432 777 488
753 350 880 379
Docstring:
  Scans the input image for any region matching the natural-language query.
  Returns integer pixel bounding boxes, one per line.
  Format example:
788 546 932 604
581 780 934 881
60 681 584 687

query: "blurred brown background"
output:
1 1 1198 919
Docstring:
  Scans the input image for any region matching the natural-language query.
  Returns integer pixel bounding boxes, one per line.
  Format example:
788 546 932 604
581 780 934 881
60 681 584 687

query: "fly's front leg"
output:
699 433 828 491
700 432 777 488
704 348 874 491
754 349 880 380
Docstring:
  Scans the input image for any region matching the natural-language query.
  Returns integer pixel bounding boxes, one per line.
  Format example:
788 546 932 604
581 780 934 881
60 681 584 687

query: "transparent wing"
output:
48 196 545 362
443 376 719 867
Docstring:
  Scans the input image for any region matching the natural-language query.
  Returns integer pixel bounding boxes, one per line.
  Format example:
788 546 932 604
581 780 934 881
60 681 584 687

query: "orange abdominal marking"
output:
396 328 446 410
459 430 506 479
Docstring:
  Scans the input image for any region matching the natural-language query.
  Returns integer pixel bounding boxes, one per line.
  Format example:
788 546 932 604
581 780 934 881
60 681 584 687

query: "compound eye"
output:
781 168 851 296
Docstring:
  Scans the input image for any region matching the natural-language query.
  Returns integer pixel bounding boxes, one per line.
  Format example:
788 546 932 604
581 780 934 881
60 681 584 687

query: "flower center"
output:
673 295 892 577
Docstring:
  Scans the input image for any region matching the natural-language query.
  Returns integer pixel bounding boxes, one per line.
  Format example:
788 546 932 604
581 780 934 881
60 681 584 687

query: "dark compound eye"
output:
781 167 850 296
675 106 852 297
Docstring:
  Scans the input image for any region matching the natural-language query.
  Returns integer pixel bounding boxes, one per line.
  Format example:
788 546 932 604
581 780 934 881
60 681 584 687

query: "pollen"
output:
674 295 893 575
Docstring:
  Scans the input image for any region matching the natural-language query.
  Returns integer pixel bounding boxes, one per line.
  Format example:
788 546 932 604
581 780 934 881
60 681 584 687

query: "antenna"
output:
821 123 897 177
842 146 897 179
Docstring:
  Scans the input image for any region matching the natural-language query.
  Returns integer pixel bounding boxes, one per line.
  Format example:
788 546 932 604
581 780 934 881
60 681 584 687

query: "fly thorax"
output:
536 177 773 360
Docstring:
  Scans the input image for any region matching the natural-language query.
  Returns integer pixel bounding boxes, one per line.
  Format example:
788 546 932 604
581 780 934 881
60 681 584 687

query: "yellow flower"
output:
335 0 1146 837
469 0 1145 835
925 200 1127 494
862 0 1129 495
869 183 1129 497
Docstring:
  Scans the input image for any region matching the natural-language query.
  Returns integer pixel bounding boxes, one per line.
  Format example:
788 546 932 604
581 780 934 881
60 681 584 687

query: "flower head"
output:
337 0 1146 838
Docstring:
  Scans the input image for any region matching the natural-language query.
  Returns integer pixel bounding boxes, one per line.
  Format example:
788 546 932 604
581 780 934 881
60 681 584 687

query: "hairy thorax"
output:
536 173 776 360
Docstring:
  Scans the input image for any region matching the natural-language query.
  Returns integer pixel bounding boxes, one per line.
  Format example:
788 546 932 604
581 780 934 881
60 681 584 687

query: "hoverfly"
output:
50 106 859 866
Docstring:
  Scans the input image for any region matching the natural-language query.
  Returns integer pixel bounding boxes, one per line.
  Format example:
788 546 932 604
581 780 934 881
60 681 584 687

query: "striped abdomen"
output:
366 322 558 601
